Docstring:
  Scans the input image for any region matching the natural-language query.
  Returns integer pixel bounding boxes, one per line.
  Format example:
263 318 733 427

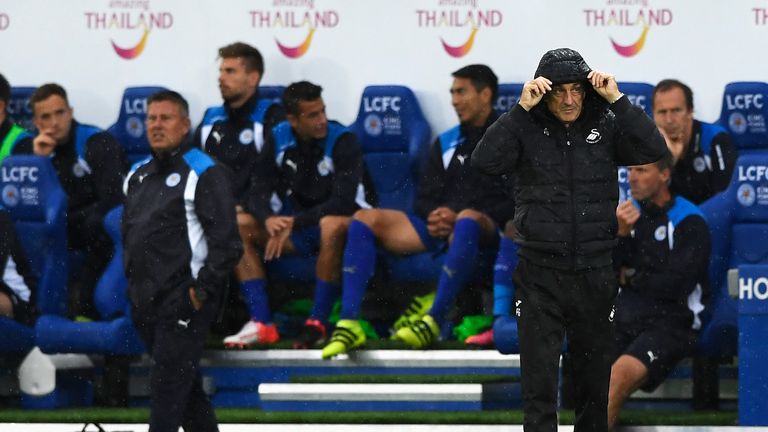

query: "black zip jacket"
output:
671 120 737 204
472 94 667 270
415 111 515 227
122 145 242 311
613 197 711 330
193 93 285 213
247 123 376 230
13 121 127 229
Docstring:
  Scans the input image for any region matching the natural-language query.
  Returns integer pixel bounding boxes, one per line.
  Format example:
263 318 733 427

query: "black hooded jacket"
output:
472 48 668 270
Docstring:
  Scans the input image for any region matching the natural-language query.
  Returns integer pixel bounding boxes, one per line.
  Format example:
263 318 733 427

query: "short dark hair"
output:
0 74 10 107
30 83 69 114
452 64 499 103
653 79 694 111
218 42 264 76
147 90 189 118
655 150 675 173
282 81 323 116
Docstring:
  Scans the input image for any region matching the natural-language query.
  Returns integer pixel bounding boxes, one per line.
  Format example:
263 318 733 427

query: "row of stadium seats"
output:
1 82 767 365
8 81 768 153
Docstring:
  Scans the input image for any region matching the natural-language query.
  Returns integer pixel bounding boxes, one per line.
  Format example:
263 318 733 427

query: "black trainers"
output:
293 319 327 349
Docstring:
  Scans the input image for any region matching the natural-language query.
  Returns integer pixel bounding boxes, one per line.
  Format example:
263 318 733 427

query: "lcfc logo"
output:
737 183 756 207
126 116 144 139
729 112 748 135
364 114 383 137
2 185 19 207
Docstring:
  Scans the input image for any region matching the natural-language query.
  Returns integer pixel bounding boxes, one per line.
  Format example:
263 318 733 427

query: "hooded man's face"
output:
546 82 585 125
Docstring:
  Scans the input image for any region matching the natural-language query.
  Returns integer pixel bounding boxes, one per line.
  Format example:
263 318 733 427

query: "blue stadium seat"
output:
349 85 440 282
618 82 654 117
259 85 286 105
494 83 523 113
697 154 768 356
350 85 431 211
0 156 68 352
717 81 768 152
615 83 656 203
107 86 168 163
8 86 36 131
35 206 145 355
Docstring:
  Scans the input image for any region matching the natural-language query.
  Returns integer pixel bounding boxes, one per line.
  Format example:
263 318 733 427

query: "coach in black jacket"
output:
472 48 667 432
123 90 242 432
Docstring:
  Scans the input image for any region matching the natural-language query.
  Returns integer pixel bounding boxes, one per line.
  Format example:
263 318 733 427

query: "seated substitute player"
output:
13 83 127 319
194 41 285 217
222 81 376 348
608 151 711 428
0 207 37 326
321 64 514 359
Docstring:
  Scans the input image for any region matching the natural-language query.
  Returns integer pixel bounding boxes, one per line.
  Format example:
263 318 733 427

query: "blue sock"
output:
310 280 340 323
241 279 271 323
339 220 377 320
493 237 518 316
428 218 481 324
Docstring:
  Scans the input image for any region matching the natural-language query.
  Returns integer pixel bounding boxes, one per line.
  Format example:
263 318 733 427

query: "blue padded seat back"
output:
0 155 67 316
93 206 129 319
494 83 523 113
258 85 286 105
728 154 768 266
8 86 36 131
617 166 630 203
618 82 654 117
107 86 168 163
717 81 768 151
698 153 768 356
349 85 431 212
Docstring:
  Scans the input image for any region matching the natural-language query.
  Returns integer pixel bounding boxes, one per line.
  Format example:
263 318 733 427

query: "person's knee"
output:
319 216 350 241
610 354 648 394
352 208 378 228
237 212 261 241
0 293 13 319
456 208 483 221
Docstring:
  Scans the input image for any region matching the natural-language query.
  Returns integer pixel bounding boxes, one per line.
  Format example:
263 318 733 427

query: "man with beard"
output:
193 42 285 347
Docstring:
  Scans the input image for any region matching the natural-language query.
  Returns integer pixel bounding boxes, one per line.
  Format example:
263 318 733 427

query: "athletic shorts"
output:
289 226 321 256
407 214 446 254
614 323 697 392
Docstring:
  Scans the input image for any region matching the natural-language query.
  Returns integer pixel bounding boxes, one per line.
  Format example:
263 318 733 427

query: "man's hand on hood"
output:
519 77 553 111
588 70 624 104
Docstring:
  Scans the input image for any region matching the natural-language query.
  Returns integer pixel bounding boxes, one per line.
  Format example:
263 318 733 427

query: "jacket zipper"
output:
565 129 577 270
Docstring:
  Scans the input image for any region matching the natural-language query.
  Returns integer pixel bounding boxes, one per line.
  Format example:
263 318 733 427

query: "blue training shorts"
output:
407 214 446 254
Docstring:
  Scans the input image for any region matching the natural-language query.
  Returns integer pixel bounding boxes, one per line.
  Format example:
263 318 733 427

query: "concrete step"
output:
258 382 521 411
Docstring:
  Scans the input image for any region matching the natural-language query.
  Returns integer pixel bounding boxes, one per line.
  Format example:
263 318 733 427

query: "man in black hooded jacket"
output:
472 48 667 431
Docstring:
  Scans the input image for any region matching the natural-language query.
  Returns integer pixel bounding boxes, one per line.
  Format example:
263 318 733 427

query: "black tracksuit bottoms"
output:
132 296 219 432
514 258 617 432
